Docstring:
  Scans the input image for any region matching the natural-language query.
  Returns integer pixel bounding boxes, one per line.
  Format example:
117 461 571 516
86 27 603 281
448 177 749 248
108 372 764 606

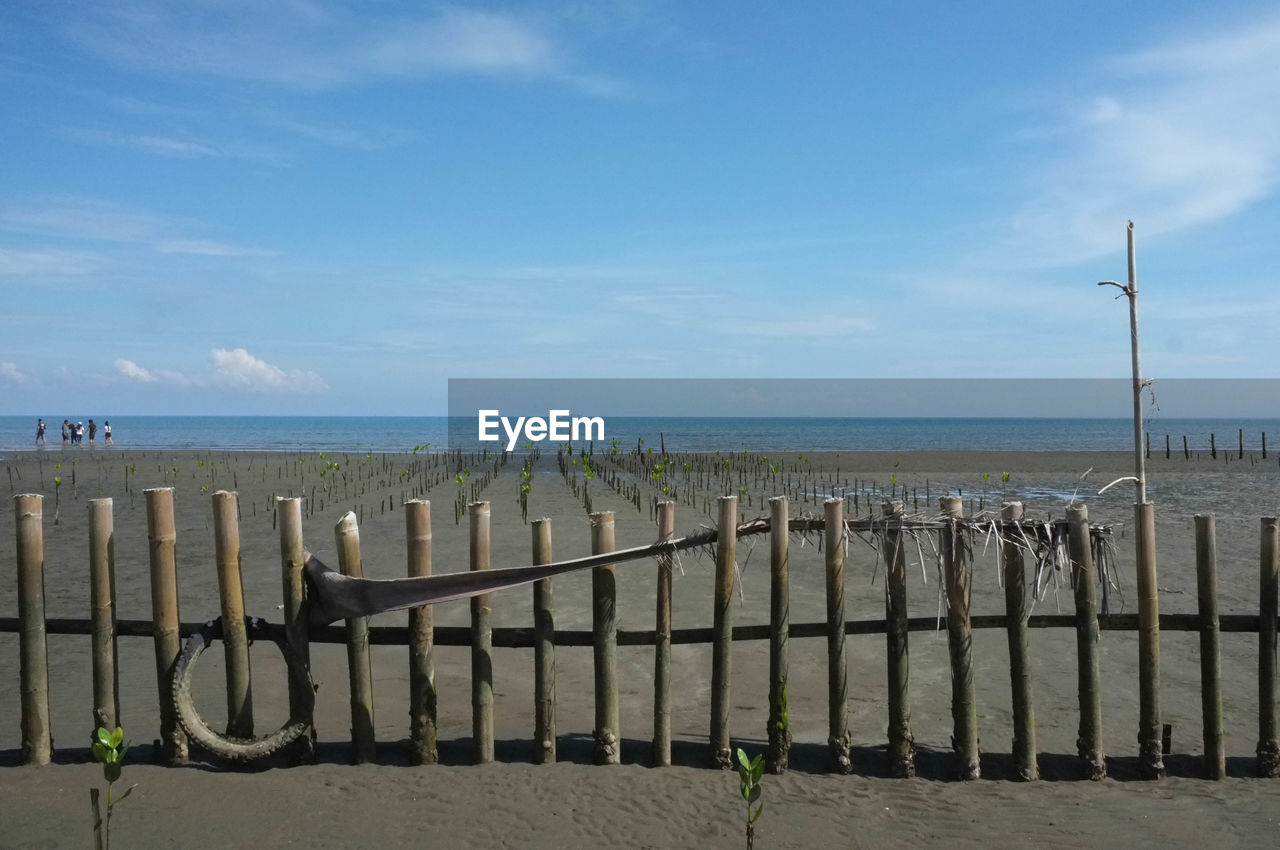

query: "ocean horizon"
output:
4 415 1279 455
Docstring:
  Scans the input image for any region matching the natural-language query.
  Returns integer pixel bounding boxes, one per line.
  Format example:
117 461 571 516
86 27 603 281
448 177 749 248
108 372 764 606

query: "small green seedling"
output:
736 747 765 850
90 725 136 850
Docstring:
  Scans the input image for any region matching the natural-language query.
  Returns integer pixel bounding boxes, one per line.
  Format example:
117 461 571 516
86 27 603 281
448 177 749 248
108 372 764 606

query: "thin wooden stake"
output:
767 496 791 774
591 510 620 765
883 499 914 777
336 511 375 763
1135 501 1164 778
653 501 674 767
470 501 494 764
277 496 313 762
15 494 51 765
88 498 120 733
941 496 978 779
824 497 851 773
1194 514 1225 780
709 496 737 769
1001 501 1036 780
1259 516 1280 777
406 499 437 765
213 491 253 738
144 488 187 763
533 517 556 764
1067 501 1105 779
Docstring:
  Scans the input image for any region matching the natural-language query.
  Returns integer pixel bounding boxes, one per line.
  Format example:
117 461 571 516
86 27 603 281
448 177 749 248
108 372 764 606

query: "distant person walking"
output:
104 420 113 446
62 420 70 445
88 419 97 446
35 419 46 446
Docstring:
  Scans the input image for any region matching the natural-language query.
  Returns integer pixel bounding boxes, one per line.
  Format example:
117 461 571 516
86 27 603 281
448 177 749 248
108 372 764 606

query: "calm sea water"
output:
3 415 1279 454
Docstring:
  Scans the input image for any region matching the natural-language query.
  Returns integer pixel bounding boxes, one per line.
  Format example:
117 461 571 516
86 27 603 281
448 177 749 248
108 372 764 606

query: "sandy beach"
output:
3 446 1280 847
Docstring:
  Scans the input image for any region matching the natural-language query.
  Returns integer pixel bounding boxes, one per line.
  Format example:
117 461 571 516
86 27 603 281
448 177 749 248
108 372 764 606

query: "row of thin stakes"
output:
7 489 1280 780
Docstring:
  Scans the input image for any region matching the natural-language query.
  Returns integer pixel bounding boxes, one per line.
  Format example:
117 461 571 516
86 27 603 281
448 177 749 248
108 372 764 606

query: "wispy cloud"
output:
64 127 277 162
63 3 624 95
114 358 157 383
210 348 328 394
1004 11 1280 266
1 361 29 383
265 116 411 150
0 246 107 276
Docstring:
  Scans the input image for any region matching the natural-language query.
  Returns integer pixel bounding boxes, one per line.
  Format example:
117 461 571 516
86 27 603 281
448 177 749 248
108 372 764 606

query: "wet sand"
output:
2 446 1280 847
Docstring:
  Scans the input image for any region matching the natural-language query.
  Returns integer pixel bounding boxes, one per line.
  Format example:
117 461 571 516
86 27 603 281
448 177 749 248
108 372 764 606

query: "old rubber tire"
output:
172 617 315 762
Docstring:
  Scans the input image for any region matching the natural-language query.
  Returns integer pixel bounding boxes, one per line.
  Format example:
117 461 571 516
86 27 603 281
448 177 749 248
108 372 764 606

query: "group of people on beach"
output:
35 418 112 447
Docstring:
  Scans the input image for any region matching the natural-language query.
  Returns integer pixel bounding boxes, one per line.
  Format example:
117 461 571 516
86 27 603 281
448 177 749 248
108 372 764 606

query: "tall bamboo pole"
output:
653 501 674 767
883 499 913 777
591 510 620 764
1259 516 1279 777
15 494 51 764
89 498 120 733
471 501 494 764
823 498 851 773
941 496 978 779
767 496 791 774
406 499 438 765
277 496 312 762
533 516 556 765
335 511 375 763
1135 501 1164 777
145 488 186 763
711 496 737 769
1194 514 1225 780
212 491 253 738
1001 501 1036 780
1067 502 1105 779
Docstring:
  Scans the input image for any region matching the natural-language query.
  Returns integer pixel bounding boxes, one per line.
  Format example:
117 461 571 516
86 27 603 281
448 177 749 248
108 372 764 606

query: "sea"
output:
3 415 1279 455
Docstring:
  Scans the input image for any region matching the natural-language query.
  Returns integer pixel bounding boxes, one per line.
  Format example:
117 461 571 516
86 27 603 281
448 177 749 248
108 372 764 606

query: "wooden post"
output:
144 488 187 762
1211 433 1217 459
1240 428 1245 459
591 510 619 765
532 516 556 765
822 498 851 773
1183 435 1189 460
15 494 51 765
1067 502 1105 779
883 499 914 777
88 498 119 733
1135 501 1164 778
470 501 494 764
941 496 978 779
709 496 737 769
277 496 313 762
767 496 791 774
1263 432 1268 459
1194 515 1225 780
212 491 253 738
335 511 375 763
1165 434 1170 460
1259 516 1279 777
1002 501 1037 780
406 499 438 765
653 502 674 767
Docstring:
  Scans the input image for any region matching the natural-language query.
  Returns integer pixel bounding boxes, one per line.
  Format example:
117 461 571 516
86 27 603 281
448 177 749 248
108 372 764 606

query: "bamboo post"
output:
941 496 978 779
15 494 51 764
144 488 187 762
212 491 253 738
471 501 494 764
883 499 914 777
591 510 620 765
1135 501 1164 778
88 498 119 733
1259 516 1280 777
406 499 438 765
711 496 737 769
1195 515 1225 780
277 496 313 762
335 511 375 763
767 496 791 774
823 497 851 773
533 516 556 764
1001 501 1036 780
653 501 674 767
1067 502 1105 779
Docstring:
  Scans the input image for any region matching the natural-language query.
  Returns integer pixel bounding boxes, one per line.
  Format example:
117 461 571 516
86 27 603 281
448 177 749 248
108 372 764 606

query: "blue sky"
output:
3 1 1279 415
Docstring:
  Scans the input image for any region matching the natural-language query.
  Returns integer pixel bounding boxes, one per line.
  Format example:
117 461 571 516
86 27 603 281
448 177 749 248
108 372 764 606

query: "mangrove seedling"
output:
736 748 765 850
90 725 135 850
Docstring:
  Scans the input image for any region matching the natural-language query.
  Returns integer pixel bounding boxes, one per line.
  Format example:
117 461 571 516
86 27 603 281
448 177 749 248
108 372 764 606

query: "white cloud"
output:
114 358 157 382
210 348 328 394
735 315 877 339
0 246 106 276
1 361 28 383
